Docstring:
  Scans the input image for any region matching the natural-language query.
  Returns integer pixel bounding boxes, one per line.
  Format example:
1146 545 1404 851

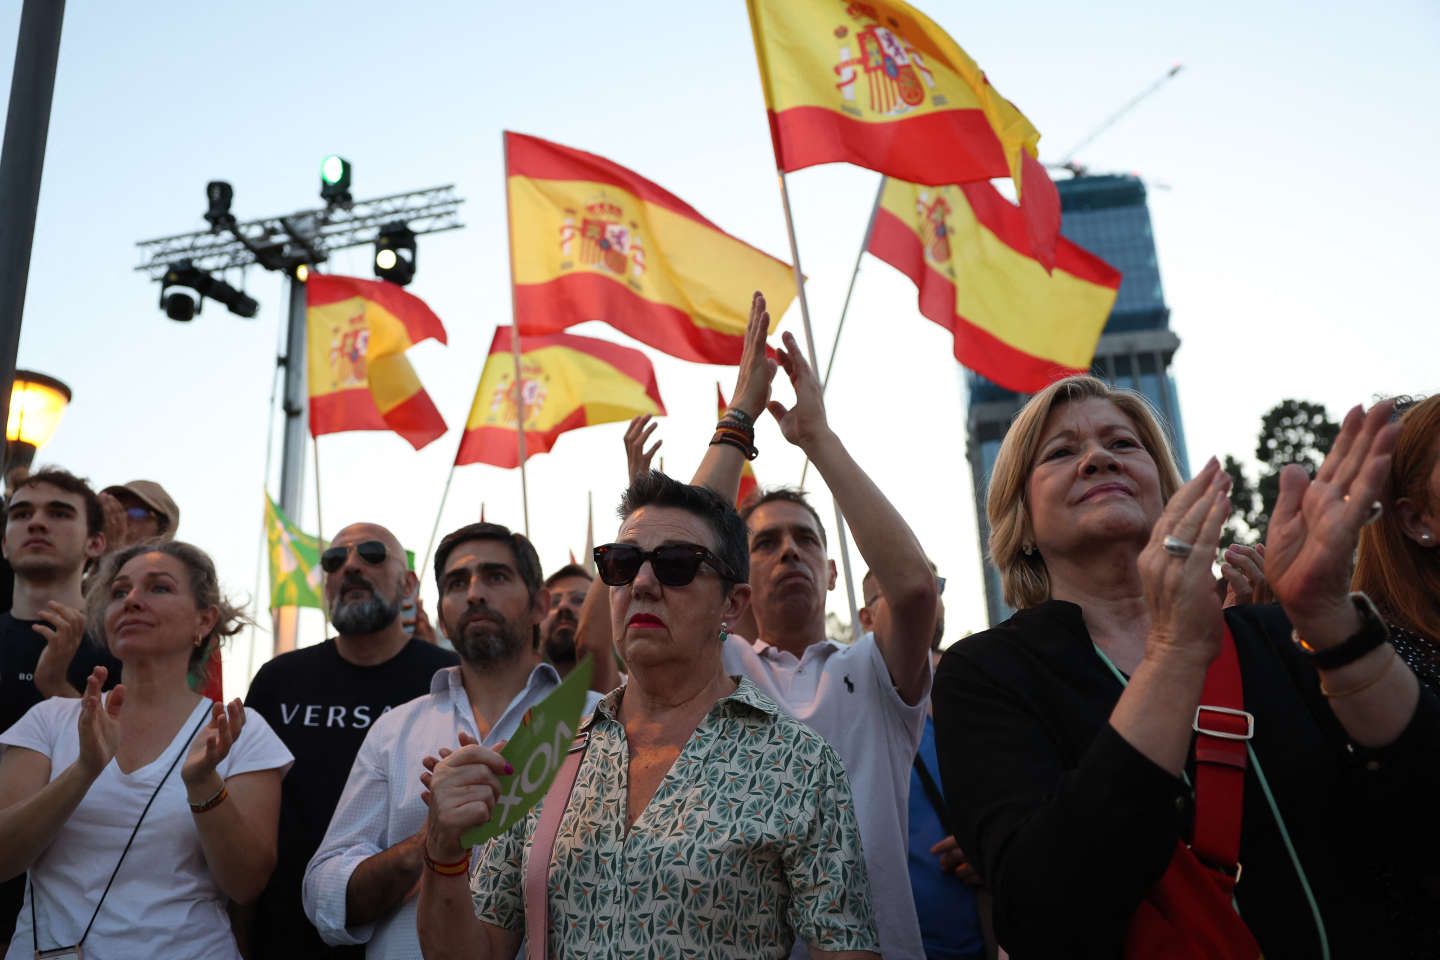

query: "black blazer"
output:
933 601 1440 959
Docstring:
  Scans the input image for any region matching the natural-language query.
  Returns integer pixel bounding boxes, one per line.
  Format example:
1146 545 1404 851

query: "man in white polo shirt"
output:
694 300 938 959
302 521 601 959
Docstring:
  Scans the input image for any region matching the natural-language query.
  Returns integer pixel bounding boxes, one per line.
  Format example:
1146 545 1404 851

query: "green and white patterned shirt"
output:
470 677 879 957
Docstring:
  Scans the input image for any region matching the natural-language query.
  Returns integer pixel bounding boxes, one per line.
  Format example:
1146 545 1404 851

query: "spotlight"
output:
373 222 416 286
294 263 310 283
320 154 352 208
158 260 259 321
205 181 234 230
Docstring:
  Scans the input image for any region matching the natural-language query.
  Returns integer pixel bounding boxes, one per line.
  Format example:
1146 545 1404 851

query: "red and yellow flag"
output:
506 132 796 365
747 0 1060 267
716 384 759 508
307 275 448 449
455 327 666 469
867 177 1120 392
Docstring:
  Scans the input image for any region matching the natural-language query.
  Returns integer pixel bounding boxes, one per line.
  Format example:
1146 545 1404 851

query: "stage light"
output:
205 181 234 230
320 154 352 207
159 260 258 320
373 222 416 286
294 263 309 283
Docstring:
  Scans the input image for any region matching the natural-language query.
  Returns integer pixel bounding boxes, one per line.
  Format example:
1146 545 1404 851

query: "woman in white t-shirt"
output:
0 540 292 959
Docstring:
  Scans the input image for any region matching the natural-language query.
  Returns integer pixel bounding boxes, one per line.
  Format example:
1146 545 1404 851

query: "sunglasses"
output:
125 506 158 521
320 539 389 574
594 543 735 587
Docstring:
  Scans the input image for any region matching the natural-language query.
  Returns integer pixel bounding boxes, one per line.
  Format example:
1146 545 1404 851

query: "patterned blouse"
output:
470 677 879 957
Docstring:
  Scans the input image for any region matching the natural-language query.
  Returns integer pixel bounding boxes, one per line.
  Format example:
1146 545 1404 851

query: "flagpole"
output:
419 462 458 589
501 132 532 537
775 170 861 636
585 489 596 575
311 435 328 644
251 357 283 683
800 174 886 488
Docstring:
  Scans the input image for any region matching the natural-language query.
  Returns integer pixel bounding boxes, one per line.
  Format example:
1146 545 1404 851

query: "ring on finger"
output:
1343 495 1384 525
1162 535 1194 558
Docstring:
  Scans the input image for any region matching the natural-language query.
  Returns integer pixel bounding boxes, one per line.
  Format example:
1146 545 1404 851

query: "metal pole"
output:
800 174 886 488
500 135 530 536
0 0 65 437
273 274 309 654
775 171 861 636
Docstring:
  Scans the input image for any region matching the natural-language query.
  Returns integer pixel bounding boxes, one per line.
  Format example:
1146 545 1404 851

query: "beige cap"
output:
102 480 180 538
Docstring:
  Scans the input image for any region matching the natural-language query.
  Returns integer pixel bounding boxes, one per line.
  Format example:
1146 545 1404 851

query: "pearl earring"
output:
1022 542 1036 556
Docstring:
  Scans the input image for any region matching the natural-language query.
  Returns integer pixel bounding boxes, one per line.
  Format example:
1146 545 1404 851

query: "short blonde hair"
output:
987 376 1184 610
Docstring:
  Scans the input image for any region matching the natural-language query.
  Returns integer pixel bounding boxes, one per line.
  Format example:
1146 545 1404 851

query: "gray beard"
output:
331 591 401 635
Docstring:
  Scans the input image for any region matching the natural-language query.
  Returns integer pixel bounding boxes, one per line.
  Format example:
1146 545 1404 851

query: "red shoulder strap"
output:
1190 623 1251 887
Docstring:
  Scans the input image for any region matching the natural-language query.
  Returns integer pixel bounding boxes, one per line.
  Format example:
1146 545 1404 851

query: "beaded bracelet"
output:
188 784 228 814
424 851 471 876
722 407 756 429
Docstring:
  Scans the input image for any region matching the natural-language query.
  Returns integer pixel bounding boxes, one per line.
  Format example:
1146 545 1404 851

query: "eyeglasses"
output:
320 540 388 574
593 543 735 587
124 506 158 522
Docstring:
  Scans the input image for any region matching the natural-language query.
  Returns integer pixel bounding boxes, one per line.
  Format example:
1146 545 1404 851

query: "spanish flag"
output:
717 384 759 508
506 132 796 365
306 274 448 450
867 177 1120 392
747 0 1060 267
455 327 666 469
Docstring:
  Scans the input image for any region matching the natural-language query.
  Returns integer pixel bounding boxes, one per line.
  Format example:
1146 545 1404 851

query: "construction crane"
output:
1052 63 1184 176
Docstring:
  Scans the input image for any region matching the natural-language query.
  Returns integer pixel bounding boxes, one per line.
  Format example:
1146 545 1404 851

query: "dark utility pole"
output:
0 0 65 441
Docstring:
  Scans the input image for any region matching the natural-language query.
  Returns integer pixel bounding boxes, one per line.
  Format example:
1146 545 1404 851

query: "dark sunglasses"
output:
320 540 388 574
594 543 735 587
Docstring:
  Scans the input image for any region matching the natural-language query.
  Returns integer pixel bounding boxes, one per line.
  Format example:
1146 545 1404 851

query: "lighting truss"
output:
134 184 463 278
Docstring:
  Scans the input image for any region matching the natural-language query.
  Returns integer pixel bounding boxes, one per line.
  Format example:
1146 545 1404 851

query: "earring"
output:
719 621 729 643
194 633 205 648
1022 542 1035 556
1422 532 1435 544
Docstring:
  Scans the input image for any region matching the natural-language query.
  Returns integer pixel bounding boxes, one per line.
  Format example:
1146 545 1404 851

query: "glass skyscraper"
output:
965 174 1188 626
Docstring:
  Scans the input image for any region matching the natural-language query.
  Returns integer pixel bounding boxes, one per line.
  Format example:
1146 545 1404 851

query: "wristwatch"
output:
1292 591 1391 670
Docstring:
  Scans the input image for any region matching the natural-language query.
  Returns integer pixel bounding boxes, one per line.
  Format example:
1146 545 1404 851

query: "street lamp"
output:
5 369 71 473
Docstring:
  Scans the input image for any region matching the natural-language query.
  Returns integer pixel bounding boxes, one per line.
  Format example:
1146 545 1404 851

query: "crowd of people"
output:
0 291 1435 958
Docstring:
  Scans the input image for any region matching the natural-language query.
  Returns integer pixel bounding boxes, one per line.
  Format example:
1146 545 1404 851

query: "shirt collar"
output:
594 676 778 722
752 634 841 661
433 660 564 712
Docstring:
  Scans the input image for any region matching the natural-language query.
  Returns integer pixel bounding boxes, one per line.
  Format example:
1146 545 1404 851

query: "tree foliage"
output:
1223 400 1339 545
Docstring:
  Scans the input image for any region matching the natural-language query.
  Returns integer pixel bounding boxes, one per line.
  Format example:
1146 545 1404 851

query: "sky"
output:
2 1 1437 693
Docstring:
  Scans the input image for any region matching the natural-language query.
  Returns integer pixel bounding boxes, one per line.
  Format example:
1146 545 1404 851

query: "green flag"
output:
461 656 593 848
265 494 325 610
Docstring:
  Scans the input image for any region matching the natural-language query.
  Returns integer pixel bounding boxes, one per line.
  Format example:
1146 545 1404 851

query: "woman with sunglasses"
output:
417 471 881 959
0 540 291 959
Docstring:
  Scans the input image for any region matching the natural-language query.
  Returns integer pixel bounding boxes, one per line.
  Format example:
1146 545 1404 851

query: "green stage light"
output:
320 155 352 206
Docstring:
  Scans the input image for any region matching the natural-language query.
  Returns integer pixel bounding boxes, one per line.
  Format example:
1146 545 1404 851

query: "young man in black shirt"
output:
0 468 122 948
244 522 457 959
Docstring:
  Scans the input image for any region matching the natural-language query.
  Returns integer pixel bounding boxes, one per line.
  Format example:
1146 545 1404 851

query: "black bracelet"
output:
710 433 758 461
723 407 756 428
716 416 755 439
1293 592 1391 670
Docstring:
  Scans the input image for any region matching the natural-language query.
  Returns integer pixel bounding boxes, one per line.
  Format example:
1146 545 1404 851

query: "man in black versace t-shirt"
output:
0 469 122 948
244 522 456 959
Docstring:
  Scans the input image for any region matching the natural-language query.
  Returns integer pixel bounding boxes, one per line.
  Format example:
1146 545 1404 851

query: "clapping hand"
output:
766 330 830 452
1264 401 1399 647
419 731 512 861
624 415 662 484
1220 543 1272 608
1138 458 1232 667
76 667 123 777
182 699 246 791
33 601 87 697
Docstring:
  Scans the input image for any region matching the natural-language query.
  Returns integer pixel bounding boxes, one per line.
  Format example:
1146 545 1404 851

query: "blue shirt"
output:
908 714 985 959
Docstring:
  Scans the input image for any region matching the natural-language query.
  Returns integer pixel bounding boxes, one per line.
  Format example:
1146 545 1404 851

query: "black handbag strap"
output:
32 703 211 951
913 752 955 837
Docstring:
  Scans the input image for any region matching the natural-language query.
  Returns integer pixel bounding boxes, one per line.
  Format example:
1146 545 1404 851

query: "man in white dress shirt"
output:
302 521 600 959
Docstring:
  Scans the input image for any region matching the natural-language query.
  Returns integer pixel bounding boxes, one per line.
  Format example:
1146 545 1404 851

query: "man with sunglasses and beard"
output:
243 523 457 959
302 523 602 959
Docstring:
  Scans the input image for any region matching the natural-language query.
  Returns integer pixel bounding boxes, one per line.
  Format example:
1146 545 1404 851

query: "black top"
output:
0 610 123 941
933 601 1440 960
243 637 457 959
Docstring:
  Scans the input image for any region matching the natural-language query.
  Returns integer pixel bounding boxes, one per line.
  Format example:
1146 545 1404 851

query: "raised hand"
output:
1265 401 1399 646
1138 458 1232 667
98 491 125 552
624 415 662 484
766 330 830 451
729 290 779 420
1220 542 1272 608
420 731 511 861
33 601 87 697
182 698 245 790
76 667 123 776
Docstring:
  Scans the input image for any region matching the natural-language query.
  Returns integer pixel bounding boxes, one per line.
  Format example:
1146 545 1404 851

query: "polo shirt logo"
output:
843 675 855 693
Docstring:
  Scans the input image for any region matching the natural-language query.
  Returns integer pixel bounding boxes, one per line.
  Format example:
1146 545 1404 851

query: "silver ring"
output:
1162 535 1194 558
1344 495 1384 525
